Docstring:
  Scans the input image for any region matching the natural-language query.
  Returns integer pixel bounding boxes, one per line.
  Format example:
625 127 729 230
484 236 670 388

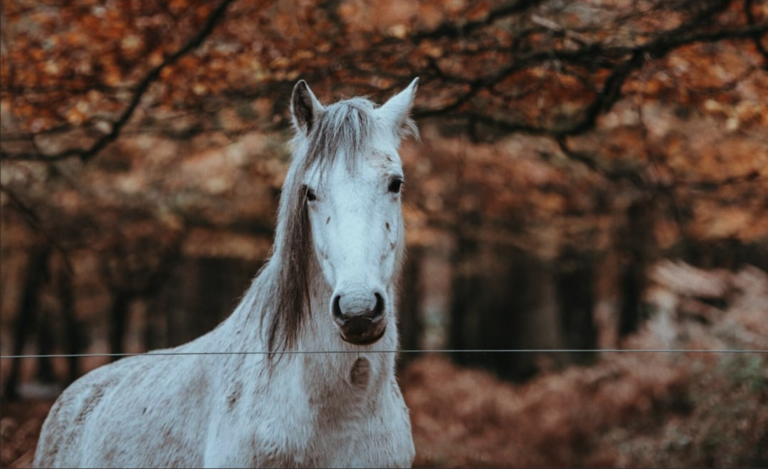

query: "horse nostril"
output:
372 292 385 319
332 295 343 319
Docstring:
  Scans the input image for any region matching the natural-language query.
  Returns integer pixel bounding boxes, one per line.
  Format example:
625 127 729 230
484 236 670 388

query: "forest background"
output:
1 0 767 467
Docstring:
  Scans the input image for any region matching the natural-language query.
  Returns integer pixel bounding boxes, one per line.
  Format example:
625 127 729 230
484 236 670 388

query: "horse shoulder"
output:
85 353 213 467
34 357 137 467
36 350 213 468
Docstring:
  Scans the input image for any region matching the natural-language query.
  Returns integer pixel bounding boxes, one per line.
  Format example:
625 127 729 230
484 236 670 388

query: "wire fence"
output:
1 349 766 359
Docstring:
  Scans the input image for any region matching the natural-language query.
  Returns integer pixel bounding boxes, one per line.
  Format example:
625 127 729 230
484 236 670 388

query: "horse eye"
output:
388 178 403 194
305 187 317 202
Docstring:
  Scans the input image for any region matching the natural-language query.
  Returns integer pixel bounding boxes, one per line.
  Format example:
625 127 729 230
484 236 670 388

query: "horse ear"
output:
291 80 323 135
377 78 419 140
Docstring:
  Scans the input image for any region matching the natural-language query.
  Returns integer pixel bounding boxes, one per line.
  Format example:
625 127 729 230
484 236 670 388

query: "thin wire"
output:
0 349 765 359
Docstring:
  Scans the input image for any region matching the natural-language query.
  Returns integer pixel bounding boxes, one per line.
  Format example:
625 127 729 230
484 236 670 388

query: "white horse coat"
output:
35 79 419 468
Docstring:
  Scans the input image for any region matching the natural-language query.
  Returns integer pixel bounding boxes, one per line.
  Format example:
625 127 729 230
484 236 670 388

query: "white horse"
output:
35 79 419 468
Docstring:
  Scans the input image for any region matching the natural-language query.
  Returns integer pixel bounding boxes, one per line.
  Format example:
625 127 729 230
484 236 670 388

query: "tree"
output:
1 0 766 379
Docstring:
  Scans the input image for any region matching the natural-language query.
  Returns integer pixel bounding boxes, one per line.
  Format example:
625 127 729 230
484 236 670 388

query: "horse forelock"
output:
265 98 380 357
303 97 377 175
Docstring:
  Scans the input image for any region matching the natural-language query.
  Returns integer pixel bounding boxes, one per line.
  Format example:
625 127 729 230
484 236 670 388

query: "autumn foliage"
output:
1 0 767 467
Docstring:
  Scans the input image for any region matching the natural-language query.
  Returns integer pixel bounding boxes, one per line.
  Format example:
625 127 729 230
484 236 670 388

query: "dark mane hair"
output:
263 98 377 355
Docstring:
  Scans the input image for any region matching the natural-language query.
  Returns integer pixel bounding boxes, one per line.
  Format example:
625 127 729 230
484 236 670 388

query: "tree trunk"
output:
508 251 565 380
449 211 481 367
3 245 51 400
618 200 653 337
58 266 82 384
35 307 56 383
194 257 238 338
109 290 131 361
557 254 597 365
396 245 422 371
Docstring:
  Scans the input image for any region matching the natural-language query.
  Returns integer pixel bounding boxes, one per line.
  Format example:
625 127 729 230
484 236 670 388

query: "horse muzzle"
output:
332 291 387 345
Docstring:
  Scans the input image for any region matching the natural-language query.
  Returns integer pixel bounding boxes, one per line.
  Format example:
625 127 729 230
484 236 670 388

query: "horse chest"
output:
300 393 412 467
221 378 411 467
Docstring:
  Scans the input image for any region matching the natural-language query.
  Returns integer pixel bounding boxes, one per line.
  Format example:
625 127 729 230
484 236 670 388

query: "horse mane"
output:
261 97 383 356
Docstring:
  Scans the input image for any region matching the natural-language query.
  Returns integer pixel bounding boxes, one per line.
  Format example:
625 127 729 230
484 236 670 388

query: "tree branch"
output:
0 0 236 163
0 183 74 273
745 0 768 69
416 21 767 137
412 0 546 42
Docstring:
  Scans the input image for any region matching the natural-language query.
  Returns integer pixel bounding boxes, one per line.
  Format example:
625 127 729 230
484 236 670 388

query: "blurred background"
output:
1 0 767 467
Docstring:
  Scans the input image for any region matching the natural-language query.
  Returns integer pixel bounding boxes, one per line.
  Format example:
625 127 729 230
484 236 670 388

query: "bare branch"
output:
745 0 768 69
416 21 767 138
0 183 74 273
0 0 236 163
412 0 546 42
